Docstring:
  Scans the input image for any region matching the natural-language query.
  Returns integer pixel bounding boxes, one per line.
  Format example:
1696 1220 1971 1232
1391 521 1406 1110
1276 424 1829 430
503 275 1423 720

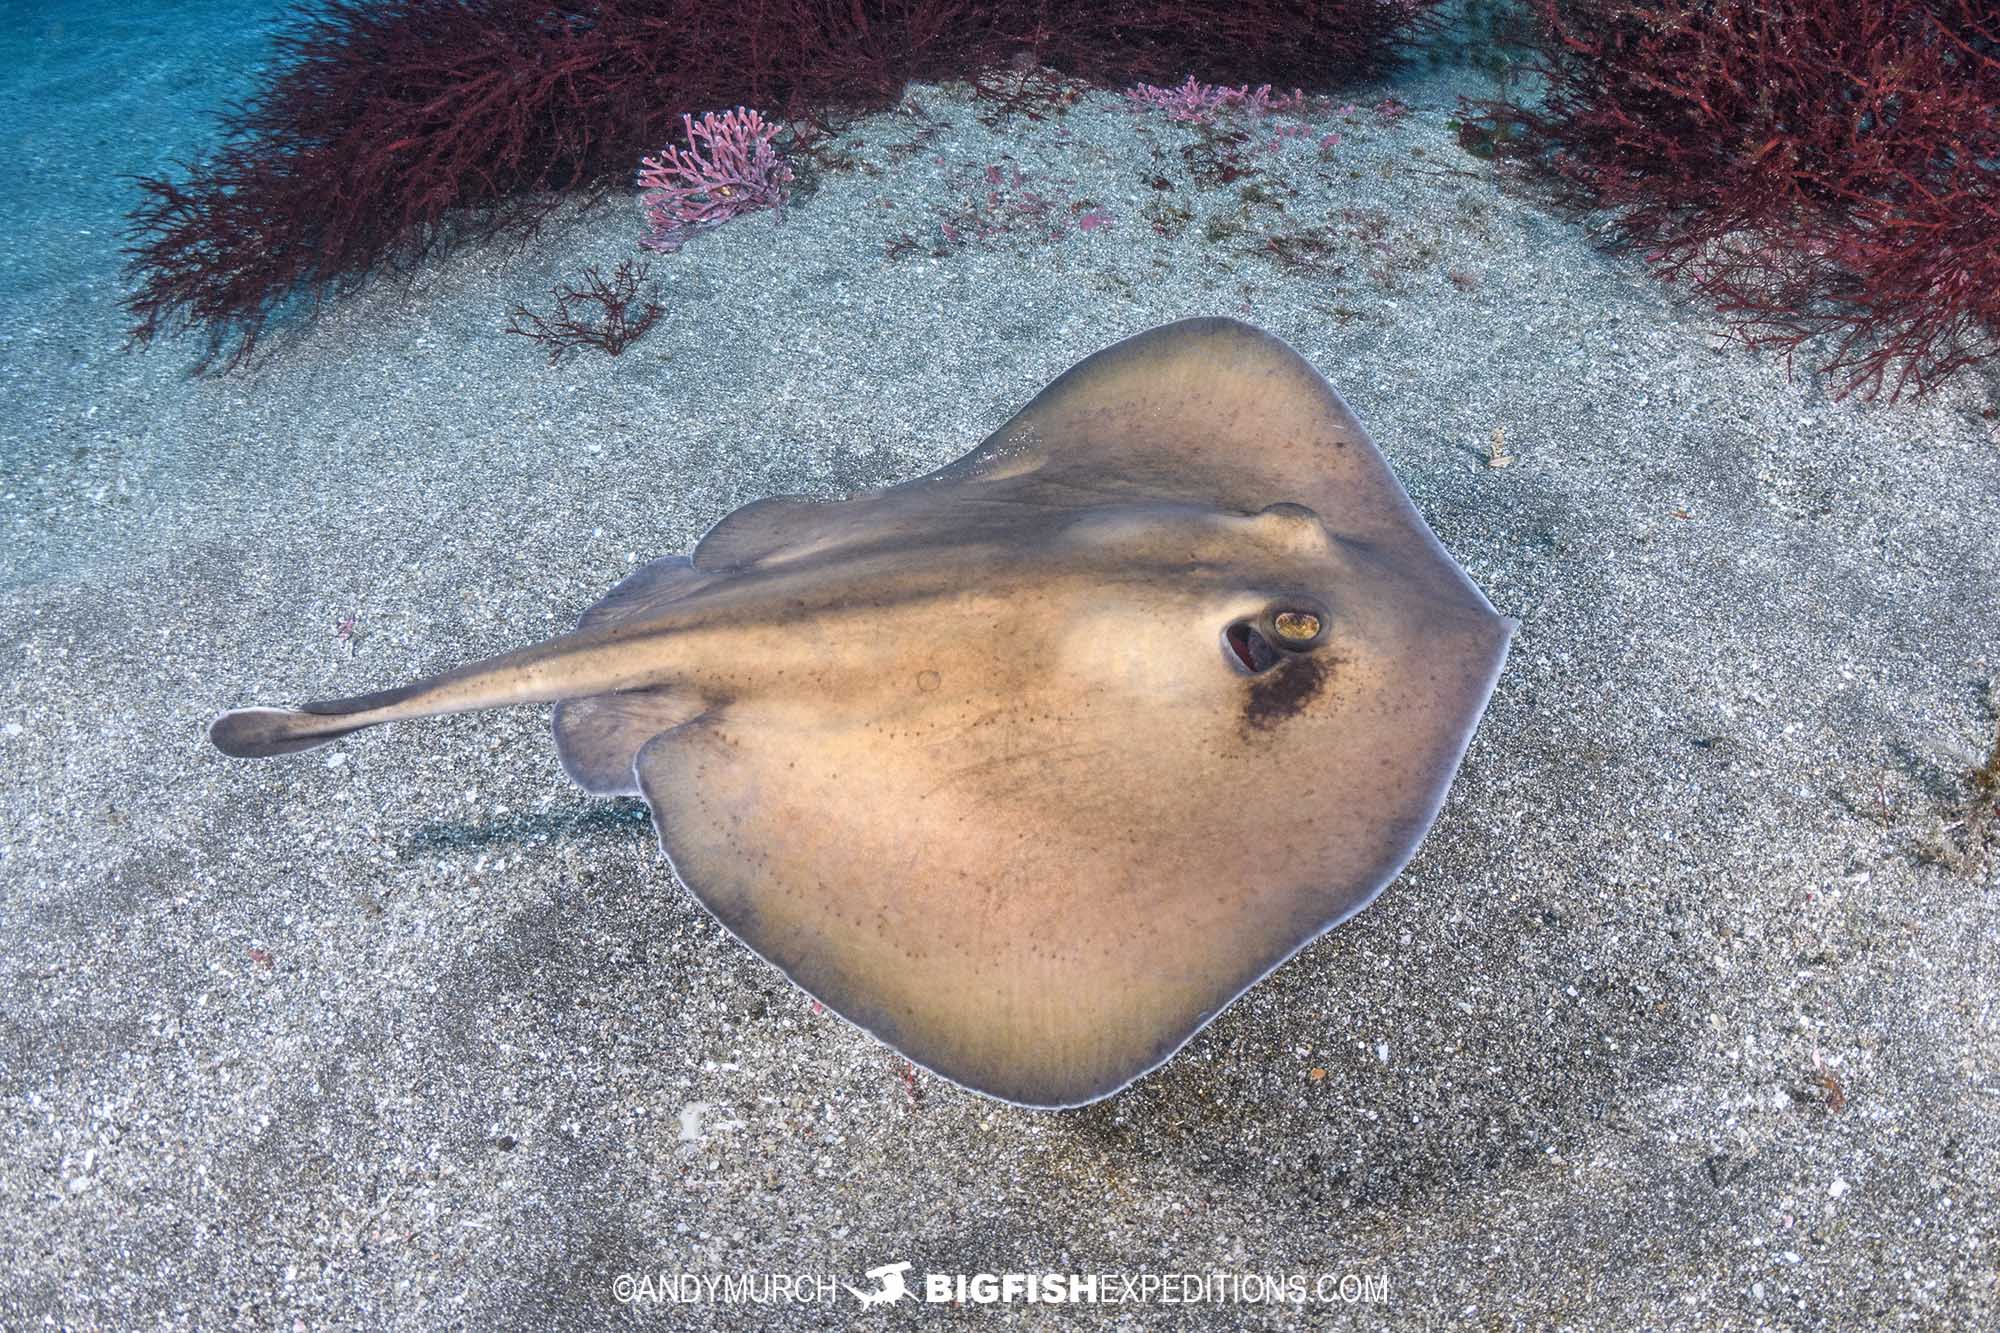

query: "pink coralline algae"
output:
1123 76 1303 123
637 108 794 253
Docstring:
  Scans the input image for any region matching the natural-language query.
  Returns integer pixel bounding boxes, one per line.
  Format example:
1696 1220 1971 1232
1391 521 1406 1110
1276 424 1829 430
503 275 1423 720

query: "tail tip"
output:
209 706 338 759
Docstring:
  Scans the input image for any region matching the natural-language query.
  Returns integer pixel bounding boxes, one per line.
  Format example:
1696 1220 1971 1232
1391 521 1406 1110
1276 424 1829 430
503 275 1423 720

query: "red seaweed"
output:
504 259 665 363
1469 0 2000 400
124 0 1438 372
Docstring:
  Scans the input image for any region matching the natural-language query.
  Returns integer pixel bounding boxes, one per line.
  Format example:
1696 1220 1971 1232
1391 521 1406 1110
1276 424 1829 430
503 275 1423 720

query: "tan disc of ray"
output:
632 320 1510 1106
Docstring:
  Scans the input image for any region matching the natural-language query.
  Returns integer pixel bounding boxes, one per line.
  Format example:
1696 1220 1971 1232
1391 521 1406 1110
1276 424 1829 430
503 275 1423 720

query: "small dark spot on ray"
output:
1244 654 1337 731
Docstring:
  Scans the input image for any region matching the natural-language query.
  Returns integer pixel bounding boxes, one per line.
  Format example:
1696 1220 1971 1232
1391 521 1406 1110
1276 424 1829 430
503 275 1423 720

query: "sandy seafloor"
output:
3 3 1999 1329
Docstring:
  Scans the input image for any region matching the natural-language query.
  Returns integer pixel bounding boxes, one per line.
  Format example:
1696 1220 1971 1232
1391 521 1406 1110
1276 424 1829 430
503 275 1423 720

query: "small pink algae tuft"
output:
636 107 794 254
1123 76 1303 123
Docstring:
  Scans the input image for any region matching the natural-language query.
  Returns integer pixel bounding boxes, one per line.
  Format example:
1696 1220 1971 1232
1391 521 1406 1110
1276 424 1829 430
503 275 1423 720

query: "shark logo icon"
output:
845 1261 913 1308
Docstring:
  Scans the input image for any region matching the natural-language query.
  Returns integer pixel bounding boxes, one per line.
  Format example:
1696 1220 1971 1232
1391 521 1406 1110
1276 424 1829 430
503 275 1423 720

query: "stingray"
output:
212 318 1512 1108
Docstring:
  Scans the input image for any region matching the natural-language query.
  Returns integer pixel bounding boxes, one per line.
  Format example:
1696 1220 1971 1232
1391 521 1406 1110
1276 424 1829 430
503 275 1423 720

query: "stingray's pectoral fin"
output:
552 688 706 796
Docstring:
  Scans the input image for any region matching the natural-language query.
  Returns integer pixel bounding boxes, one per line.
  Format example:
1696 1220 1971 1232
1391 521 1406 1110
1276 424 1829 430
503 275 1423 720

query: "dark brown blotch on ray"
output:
1244 653 1336 732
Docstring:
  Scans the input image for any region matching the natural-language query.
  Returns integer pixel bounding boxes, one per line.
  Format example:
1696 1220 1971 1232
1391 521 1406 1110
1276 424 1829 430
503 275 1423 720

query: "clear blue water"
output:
0 2 288 372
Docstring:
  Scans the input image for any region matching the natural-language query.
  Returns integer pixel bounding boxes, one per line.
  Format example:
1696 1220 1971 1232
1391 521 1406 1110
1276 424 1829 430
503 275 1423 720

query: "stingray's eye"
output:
1273 610 1321 643
1266 601 1330 651
1226 601 1329 673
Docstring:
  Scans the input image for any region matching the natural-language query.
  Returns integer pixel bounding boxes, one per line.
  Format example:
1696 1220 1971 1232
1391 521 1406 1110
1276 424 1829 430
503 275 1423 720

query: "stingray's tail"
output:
208 684 420 759
208 621 688 761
